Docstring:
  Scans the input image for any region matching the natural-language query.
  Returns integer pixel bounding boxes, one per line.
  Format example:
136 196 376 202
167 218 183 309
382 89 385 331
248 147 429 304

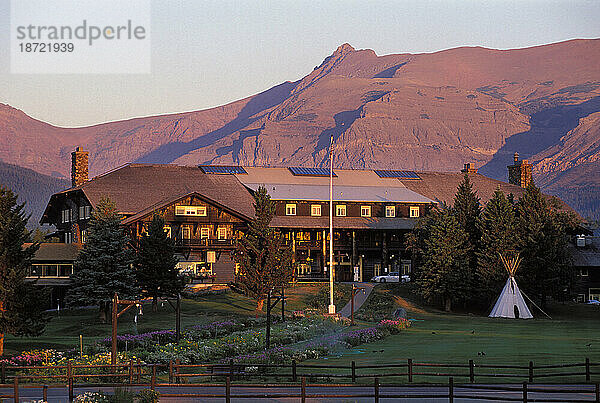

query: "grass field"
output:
3 283 346 355
311 284 600 372
6 282 600 377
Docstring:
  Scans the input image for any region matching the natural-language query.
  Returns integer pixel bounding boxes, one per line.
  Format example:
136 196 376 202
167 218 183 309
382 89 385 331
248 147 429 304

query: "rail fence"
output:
0 358 598 401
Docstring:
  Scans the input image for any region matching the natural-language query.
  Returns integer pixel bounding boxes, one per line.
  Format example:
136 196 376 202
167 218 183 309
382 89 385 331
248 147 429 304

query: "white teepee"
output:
489 253 533 319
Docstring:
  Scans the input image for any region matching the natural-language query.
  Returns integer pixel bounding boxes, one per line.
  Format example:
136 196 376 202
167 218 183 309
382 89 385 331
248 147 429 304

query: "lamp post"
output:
111 293 142 367
328 134 336 315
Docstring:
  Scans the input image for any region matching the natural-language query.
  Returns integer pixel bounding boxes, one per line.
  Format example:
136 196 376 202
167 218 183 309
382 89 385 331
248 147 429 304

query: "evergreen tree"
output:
476 188 519 303
66 198 138 322
516 183 579 307
452 174 482 303
0 186 49 355
136 214 183 312
412 207 472 312
453 173 482 249
234 186 294 311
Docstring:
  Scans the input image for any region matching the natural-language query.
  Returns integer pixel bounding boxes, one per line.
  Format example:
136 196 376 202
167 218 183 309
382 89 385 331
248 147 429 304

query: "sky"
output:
1 0 599 127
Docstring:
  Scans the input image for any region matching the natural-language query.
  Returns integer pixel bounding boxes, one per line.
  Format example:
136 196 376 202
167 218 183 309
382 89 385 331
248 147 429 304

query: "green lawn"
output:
310 284 600 375
4 284 339 355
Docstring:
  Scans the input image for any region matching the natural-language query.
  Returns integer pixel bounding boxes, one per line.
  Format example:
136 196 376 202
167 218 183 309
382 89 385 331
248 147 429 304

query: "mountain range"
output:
1 39 599 220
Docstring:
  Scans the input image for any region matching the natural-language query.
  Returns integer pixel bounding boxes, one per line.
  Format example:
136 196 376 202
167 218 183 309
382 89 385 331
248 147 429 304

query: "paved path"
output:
2 384 597 402
338 282 375 318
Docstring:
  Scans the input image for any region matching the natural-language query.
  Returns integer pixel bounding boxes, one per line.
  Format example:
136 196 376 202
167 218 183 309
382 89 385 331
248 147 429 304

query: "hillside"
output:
1 39 599 218
0 161 69 225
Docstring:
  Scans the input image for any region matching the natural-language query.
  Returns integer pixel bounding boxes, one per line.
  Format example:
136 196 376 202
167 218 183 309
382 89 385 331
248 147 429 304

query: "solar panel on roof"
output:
199 165 247 175
374 170 421 180
288 167 337 177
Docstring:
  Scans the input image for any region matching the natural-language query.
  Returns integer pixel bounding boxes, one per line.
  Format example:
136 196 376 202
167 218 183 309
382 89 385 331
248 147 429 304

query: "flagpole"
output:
328 134 336 314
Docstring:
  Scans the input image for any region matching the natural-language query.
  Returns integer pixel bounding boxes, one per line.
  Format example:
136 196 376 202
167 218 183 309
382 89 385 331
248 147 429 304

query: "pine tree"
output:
0 186 49 355
516 183 579 308
66 197 138 323
234 186 294 311
476 188 519 303
136 214 183 312
452 173 482 304
413 207 472 312
453 173 482 249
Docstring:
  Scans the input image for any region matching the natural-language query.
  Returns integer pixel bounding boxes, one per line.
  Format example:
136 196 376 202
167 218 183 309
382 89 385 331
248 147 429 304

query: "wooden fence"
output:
0 359 598 401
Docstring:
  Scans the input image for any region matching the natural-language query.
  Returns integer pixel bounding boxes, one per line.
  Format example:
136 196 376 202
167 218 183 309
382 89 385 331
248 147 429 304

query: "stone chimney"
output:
461 163 478 174
71 147 89 187
507 152 532 188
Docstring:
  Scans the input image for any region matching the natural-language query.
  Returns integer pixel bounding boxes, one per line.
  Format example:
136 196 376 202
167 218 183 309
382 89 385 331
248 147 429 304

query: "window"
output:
385 205 396 218
175 205 207 216
286 203 297 216
217 227 227 240
181 225 192 239
336 205 347 217
580 268 589 277
410 206 420 218
401 260 412 276
80 229 87 244
79 205 91 220
163 226 171 238
590 288 600 301
361 205 371 217
200 227 210 239
311 204 321 216
65 232 73 244
61 209 72 223
59 265 73 277
207 251 217 263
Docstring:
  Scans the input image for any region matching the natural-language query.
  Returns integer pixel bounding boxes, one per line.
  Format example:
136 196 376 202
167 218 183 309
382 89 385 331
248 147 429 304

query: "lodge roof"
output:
41 164 256 223
571 237 600 267
400 172 527 206
24 242 82 262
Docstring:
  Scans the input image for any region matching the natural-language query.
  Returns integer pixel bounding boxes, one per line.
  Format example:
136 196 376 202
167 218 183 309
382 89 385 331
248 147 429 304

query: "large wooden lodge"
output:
37 148 540 302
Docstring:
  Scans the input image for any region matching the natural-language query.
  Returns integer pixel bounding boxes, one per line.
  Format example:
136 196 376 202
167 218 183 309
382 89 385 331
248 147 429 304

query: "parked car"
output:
371 272 410 283
586 299 600 305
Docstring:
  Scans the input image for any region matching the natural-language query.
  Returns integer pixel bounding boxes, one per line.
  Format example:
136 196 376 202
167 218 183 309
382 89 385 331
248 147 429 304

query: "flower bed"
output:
342 319 411 347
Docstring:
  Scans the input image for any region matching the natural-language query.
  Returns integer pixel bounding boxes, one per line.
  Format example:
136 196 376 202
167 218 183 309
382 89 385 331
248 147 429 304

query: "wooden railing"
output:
0 359 599 401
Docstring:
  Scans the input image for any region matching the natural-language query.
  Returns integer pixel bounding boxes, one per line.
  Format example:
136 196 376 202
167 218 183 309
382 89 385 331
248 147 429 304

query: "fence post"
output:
229 359 234 381
374 377 379 403
136 358 141 383
301 377 306 403
151 365 156 391
351 361 356 383
2 361 5 384
449 377 454 403
586 358 591 382
595 383 599 403
175 358 181 384
408 358 413 383
67 361 73 402
169 360 173 384
13 376 18 403
522 382 528 403
129 359 133 384
528 361 534 383
43 384 48 401
469 359 474 383
292 360 297 382
226 376 231 403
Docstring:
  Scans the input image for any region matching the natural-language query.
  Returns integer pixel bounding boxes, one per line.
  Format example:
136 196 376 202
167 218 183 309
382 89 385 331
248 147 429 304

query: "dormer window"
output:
361 205 371 217
175 205 207 216
286 204 297 216
336 205 347 217
410 206 420 218
385 205 396 218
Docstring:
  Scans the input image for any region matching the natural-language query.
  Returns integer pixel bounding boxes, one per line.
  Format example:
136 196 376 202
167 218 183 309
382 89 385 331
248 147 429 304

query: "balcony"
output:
174 238 235 248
